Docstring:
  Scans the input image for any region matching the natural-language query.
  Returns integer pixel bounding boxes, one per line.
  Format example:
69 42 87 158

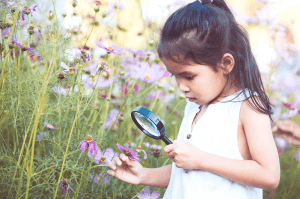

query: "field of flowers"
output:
0 0 300 198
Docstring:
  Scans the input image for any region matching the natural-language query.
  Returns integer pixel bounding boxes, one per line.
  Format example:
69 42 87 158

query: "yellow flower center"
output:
65 88 69 92
144 75 150 80
86 135 93 142
48 124 54 129
97 176 101 181
137 146 142 150
22 44 28 48
107 46 113 51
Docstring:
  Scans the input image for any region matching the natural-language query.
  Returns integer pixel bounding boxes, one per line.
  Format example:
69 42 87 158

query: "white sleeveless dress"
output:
163 88 263 199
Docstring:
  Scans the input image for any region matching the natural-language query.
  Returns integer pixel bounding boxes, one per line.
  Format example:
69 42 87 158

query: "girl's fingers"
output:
107 170 114 177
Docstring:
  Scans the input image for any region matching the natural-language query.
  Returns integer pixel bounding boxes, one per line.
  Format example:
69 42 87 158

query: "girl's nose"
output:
177 79 189 92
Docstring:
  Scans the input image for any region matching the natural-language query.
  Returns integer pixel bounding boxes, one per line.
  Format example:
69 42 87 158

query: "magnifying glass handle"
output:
162 136 173 145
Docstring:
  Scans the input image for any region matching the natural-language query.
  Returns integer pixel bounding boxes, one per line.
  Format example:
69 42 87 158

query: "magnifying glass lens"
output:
133 112 161 136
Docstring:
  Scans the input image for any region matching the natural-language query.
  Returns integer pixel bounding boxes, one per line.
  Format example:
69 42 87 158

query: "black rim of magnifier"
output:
131 106 166 139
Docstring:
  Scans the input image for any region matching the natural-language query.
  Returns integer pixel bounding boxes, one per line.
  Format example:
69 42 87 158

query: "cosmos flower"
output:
78 135 97 155
104 109 119 128
122 82 139 95
89 172 112 184
108 1 125 13
95 41 126 55
84 76 111 90
53 86 78 95
137 187 161 199
11 38 39 54
87 147 119 165
130 62 169 83
116 143 142 161
59 179 71 196
44 122 57 130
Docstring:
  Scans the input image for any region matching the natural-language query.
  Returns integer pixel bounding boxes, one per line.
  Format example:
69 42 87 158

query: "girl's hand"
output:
107 153 146 185
164 140 203 170
272 119 300 147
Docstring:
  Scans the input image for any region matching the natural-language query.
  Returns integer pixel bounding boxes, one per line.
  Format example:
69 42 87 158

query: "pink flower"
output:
89 172 112 184
59 179 71 196
137 187 161 199
116 143 141 161
87 147 119 165
130 62 170 83
78 135 98 155
95 41 126 55
44 121 57 130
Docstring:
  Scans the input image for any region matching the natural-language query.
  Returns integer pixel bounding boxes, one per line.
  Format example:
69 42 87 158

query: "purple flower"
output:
78 135 97 155
59 179 71 196
53 86 78 95
45 122 57 130
108 1 125 14
123 82 139 95
295 151 300 162
36 133 44 140
87 147 119 165
95 41 126 55
280 108 298 119
116 143 141 162
125 48 147 57
130 62 170 83
89 172 112 184
274 137 290 150
104 109 119 128
137 187 161 199
84 77 111 89
12 38 39 54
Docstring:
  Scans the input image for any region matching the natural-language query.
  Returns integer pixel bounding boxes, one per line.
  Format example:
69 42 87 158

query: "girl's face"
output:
162 58 239 106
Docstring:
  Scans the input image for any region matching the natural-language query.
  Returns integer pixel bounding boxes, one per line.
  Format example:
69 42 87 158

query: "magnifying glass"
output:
131 106 173 145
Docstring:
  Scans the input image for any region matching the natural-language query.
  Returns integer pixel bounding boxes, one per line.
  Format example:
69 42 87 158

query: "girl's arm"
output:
140 164 172 188
199 98 280 190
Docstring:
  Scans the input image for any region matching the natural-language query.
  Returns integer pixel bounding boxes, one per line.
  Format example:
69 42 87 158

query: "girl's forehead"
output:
162 58 200 73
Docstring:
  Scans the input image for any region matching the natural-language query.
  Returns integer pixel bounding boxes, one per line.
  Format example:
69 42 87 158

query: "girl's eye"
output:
185 76 194 80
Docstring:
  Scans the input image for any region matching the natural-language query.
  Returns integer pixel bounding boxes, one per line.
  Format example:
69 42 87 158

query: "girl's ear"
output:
221 53 235 74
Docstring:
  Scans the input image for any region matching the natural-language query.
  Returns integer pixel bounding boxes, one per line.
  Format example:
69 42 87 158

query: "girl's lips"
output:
189 98 196 102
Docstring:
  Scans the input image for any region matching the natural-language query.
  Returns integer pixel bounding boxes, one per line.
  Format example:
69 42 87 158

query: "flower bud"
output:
28 26 34 35
99 121 103 125
72 0 78 8
4 35 8 39
11 6 16 13
179 93 185 99
117 114 124 122
30 20 34 24
168 87 175 93
74 58 80 63
9 43 14 49
62 13 67 18
41 61 46 66
94 5 100 12
120 71 125 76
148 40 154 47
48 11 54 21
102 12 107 18
106 98 111 102
157 83 163 89
171 121 177 126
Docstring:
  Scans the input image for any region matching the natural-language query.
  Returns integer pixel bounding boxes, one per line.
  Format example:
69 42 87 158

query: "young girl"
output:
107 0 280 198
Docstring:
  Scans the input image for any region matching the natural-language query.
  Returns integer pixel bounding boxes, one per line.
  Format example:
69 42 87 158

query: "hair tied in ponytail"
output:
199 0 213 5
